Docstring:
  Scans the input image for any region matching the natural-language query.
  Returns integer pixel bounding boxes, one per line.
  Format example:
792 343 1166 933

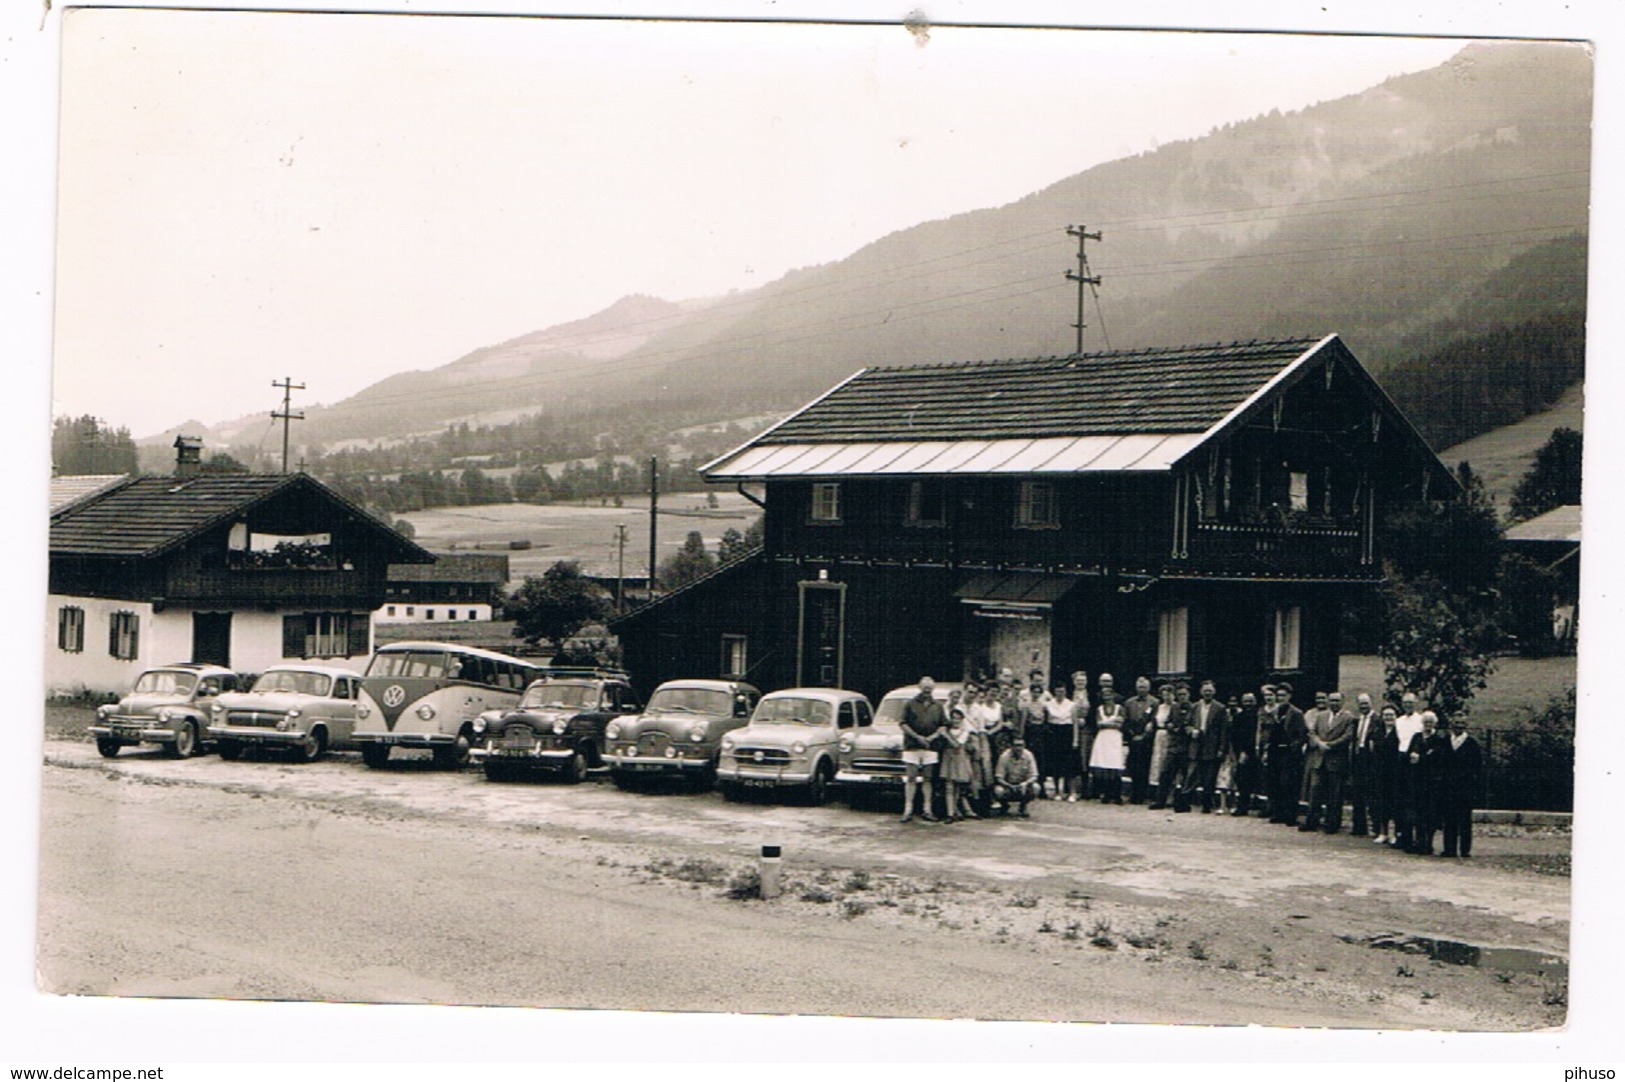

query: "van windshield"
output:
366 651 449 679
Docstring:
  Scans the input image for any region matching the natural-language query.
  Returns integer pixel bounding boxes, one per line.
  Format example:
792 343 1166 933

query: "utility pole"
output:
271 377 306 473
647 456 659 596
614 523 628 614
1064 225 1103 355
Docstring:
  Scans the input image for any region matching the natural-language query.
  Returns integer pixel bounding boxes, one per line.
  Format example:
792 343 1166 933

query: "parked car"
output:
715 687 873 805
205 664 364 763
604 679 761 790
834 682 963 802
470 667 641 782
89 663 242 759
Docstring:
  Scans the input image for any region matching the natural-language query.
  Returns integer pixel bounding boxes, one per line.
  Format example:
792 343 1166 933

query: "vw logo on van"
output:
382 685 407 708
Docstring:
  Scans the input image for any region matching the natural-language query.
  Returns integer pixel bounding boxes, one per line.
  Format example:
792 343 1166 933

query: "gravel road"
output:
35 740 1569 1029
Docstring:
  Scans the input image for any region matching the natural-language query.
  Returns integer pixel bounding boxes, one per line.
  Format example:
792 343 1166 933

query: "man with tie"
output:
1185 679 1231 814
1440 714 1485 858
1302 690 1355 833
1347 693 1380 837
1228 690 1263 816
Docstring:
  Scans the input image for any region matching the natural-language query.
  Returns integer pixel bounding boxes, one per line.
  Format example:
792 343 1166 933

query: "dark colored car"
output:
603 679 761 790
470 668 642 782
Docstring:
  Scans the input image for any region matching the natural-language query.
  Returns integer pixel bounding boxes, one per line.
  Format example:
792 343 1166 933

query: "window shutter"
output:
108 615 119 658
283 615 307 659
347 615 370 658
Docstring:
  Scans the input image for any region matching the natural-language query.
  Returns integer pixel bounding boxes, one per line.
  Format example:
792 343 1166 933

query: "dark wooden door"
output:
799 586 844 688
192 611 232 667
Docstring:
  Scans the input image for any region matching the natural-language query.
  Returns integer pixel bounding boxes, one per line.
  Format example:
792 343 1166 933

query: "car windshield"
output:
365 651 448 679
519 682 598 709
753 697 833 726
253 670 333 696
646 688 732 715
132 671 198 695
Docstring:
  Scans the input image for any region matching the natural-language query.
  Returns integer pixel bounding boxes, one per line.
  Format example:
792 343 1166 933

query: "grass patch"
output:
1089 919 1115 950
646 856 728 885
841 899 871 920
723 867 761 901
842 869 872 892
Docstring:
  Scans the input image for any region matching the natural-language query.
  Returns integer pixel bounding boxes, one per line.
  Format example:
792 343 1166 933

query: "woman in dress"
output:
1044 683 1078 801
963 686 995 812
940 707 978 821
1146 683 1175 810
1088 683 1127 803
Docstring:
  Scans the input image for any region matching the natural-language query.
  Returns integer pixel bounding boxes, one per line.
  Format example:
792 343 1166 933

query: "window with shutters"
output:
58 606 85 653
1273 605 1302 670
809 483 842 523
1015 481 1059 529
721 634 748 678
109 611 139 660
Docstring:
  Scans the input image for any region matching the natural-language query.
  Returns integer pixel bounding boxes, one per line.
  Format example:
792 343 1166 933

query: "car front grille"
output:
224 710 282 729
636 732 673 755
732 746 791 765
849 757 905 775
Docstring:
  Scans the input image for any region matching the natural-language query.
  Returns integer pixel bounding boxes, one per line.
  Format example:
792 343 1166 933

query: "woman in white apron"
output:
1088 681 1127 804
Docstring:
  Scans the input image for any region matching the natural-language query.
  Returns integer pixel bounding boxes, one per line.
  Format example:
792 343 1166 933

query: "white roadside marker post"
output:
760 844 782 899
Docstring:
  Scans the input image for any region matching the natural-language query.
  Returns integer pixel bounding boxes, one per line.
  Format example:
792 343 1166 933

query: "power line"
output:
271 377 305 474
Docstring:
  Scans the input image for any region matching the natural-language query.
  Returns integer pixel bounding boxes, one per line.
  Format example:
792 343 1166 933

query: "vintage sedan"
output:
604 679 761 790
715 687 873 805
470 669 642 782
834 682 963 801
206 664 364 763
89 662 241 759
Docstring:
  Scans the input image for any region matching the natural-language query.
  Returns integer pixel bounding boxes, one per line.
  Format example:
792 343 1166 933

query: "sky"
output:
9 0 1625 1071
45 12 1473 438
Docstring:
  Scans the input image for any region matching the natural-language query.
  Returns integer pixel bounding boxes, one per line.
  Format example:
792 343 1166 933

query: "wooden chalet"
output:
378 553 511 623
48 464 433 695
611 335 1456 703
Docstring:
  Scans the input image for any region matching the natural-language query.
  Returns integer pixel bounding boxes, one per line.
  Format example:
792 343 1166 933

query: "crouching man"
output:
993 736 1042 819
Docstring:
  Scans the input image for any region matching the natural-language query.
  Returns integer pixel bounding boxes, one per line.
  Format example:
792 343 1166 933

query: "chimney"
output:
173 435 204 479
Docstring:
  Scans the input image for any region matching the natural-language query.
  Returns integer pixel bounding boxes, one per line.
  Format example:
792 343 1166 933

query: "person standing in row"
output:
1440 714 1484 858
1407 709 1449 855
1229 690 1263 816
1123 676 1158 804
1188 679 1230 814
1071 671 1095 800
1371 703 1404 846
899 676 944 824
1265 684 1307 825
939 706 979 822
1089 678 1127 804
1347 693 1381 838
1389 694 1425 849
1166 683 1197 813
1146 683 1176 809
1044 682 1079 801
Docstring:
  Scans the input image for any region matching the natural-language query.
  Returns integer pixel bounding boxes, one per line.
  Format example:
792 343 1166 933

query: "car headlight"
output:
416 704 436 720
157 709 173 723
97 704 113 718
664 746 677 759
625 745 638 757
721 734 736 749
276 717 295 732
472 717 486 735
791 741 807 755
605 722 622 740
210 703 225 715
552 718 568 735
688 726 708 743
287 709 302 719
838 737 853 754
356 703 371 719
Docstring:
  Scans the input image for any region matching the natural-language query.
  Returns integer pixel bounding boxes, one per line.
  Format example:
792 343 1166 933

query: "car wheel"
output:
805 761 832 806
564 748 589 784
361 743 391 769
433 733 471 770
217 741 244 762
293 729 326 764
168 720 198 759
95 738 121 759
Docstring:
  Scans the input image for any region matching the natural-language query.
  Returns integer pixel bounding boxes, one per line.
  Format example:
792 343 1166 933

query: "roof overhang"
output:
706 433 1204 480
954 572 1079 610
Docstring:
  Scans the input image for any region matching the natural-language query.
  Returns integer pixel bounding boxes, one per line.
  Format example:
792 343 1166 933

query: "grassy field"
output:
1339 652 1575 731
1438 383 1583 512
398 490 760 583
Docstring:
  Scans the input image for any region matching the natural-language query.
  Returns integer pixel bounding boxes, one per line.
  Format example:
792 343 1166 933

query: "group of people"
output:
894 669 1486 859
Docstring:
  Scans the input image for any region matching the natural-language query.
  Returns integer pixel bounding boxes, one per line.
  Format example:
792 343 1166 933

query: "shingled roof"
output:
50 473 433 562
762 337 1325 443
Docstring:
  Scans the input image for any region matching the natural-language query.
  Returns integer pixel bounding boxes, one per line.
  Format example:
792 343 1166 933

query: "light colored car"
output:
89 663 242 759
206 664 364 763
715 687 873 805
835 682 963 799
604 679 761 790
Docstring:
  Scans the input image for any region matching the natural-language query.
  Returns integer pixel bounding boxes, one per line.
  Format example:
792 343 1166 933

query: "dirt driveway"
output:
34 740 1569 1030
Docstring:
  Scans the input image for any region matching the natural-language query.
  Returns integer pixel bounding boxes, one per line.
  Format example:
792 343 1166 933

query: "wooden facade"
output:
612 336 1456 704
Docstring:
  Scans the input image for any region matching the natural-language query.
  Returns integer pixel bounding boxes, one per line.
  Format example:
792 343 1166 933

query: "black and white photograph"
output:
7 0 1620 1070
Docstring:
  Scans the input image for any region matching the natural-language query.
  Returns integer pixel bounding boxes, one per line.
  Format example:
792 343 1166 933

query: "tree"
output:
717 515 764 564
506 561 609 648
200 452 250 475
1509 427 1582 523
1378 566 1498 719
658 530 716 591
51 415 138 476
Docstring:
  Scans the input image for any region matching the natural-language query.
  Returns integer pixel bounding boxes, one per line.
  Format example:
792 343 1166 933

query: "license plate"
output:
114 726 142 739
625 762 662 771
742 778 777 789
496 747 531 758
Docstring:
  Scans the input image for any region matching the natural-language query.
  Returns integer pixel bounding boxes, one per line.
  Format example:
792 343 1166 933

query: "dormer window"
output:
1015 481 1059 529
905 480 946 527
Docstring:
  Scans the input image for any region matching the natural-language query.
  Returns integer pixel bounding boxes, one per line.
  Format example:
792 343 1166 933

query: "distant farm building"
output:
377 553 511 624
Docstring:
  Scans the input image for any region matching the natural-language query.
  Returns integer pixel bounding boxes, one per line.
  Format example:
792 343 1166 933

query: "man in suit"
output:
1347 692 1381 837
1164 682 1196 812
1265 683 1307 826
1302 690 1355 833
1440 714 1485 858
1123 676 1158 804
1229 690 1262 816
1186 679 1231 813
